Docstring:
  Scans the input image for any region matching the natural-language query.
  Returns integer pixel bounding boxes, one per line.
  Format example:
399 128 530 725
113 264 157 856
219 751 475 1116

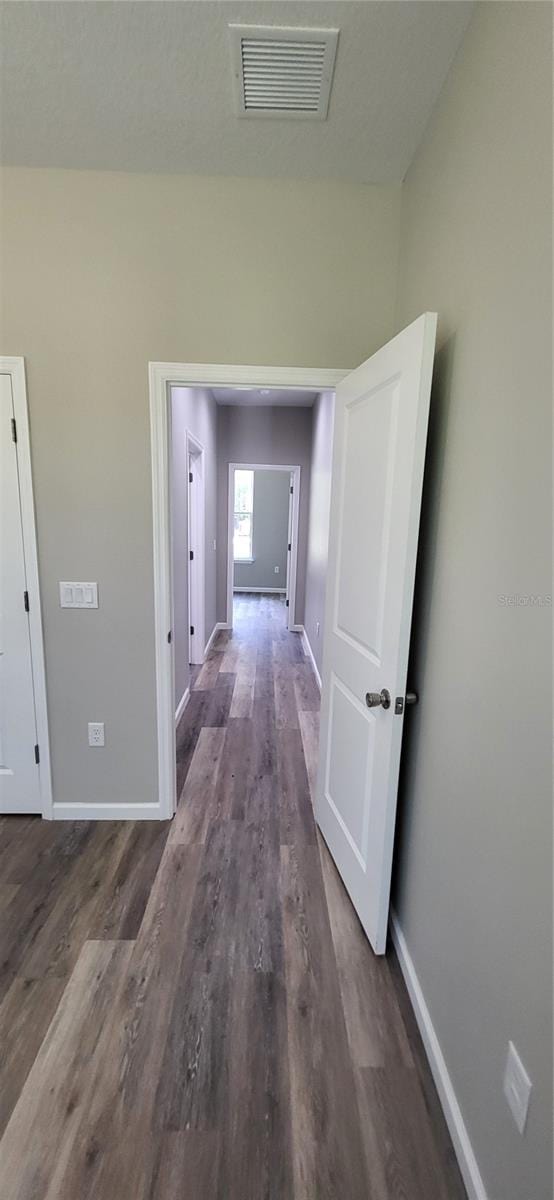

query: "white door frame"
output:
186 430 205 666
1 357 52 819
227 463 301 630
149 362 345 819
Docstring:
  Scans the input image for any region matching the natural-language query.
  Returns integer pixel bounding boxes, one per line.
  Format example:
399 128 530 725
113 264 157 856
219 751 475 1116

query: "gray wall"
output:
217 406 314 626
233 469 290 592
393 6 552 1199
0 169 400 808
171 386 218 709
304 391 335 675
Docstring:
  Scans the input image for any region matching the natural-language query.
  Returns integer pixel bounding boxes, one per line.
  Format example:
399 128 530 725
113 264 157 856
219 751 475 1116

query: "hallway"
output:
0 595 465 1199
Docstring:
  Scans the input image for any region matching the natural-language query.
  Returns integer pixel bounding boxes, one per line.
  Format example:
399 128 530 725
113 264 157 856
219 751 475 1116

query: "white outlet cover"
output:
274 566 279 573
503 1041 532 1134
88 722 105 747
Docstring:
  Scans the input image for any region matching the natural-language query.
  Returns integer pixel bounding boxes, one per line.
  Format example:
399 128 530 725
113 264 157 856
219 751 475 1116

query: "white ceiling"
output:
0 1 473 183
213 387 318 407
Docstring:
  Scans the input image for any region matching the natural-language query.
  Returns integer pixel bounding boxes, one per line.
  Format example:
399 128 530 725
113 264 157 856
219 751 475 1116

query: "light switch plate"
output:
60 582 98 608
503 1041 532 1133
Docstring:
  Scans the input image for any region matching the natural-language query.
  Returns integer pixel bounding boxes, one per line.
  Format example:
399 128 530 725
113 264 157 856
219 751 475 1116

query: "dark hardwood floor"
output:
0 594 466 1199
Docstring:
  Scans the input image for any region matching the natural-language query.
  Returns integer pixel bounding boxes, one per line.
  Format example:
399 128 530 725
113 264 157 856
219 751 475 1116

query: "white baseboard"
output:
52 802 166 821
390 911 487 1200
175 686 190 727
300 627 322 691
233 586 286 594
204 621 226 656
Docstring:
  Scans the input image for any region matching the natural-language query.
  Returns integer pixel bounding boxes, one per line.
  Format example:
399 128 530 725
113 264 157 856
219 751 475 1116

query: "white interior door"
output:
316 313 437 954
187 438 205 666
285 471 293 625
0 373 41 814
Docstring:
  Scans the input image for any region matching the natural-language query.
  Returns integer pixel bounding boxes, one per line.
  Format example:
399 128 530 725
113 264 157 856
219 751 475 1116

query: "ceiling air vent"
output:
229 24 339 120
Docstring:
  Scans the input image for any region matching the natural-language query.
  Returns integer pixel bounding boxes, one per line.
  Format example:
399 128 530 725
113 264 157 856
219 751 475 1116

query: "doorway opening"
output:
227 463 301 631
151 363 343 820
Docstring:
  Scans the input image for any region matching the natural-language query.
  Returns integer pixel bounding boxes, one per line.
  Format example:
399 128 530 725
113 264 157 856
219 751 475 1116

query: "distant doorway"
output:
226 463 301 631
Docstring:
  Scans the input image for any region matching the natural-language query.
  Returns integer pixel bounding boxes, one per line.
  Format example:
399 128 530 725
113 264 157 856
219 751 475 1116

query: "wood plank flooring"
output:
0 594 467 1199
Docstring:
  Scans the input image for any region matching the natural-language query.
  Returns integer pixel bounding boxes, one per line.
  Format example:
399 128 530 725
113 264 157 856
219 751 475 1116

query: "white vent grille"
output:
229 25 339 120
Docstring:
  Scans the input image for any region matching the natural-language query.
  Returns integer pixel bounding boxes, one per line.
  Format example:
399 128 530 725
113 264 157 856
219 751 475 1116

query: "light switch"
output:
60 582 98 608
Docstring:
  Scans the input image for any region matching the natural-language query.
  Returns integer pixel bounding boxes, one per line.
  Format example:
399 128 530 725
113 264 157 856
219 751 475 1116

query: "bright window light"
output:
233 469 254 560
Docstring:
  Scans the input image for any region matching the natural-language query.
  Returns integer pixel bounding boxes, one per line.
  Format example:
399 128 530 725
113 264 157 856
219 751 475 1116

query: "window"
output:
233 469 254 561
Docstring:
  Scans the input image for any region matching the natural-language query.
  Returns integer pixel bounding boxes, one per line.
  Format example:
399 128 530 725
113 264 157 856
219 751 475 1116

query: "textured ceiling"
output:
0 1 473 183
212 388 318 407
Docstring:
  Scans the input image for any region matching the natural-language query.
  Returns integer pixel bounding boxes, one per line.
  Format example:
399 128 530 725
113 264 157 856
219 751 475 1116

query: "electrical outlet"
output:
503 1042 532 1133
88 722 105 747
274 566 279 574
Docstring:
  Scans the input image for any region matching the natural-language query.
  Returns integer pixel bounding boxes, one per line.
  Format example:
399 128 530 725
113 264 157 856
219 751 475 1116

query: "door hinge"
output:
288 542 291 552
285 599 289 608
24 590 30 612
190 625 194 636
167 630 172 644
189 471 193 483
290 485 293 494
34 744 40 764
189 550 194 561
11 417 17 443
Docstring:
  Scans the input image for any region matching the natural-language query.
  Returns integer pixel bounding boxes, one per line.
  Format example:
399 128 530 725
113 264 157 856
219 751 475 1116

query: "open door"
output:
315 313 437 954
1 371 42 814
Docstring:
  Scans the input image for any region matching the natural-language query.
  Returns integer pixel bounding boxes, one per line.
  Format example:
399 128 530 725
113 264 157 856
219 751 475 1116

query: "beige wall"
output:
393 5 552 1199
0 168 400 809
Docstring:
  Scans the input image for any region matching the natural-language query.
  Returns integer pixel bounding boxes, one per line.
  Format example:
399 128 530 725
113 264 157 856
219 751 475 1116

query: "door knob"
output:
365 689 391 710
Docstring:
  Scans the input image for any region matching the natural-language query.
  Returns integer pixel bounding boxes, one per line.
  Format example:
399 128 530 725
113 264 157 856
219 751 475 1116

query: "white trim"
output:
390 911 488 1200
204 621 225 656
301 626 322 691
149 361 346 822
186 429 205 666
53 802 165 822
1 357 53 819
149 362 346 392
175 686 190 727
149 363 175 820
226 463 301 630
233 586 286 594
